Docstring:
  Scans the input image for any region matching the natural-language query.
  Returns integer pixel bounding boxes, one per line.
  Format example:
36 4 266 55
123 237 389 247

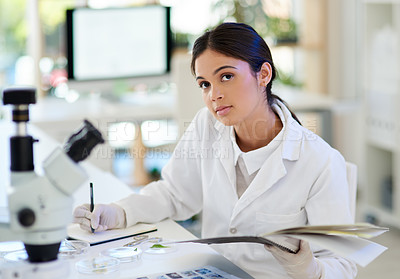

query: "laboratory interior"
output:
0 0 399 278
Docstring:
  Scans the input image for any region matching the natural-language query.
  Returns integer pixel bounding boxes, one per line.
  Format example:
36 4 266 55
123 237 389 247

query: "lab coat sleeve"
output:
114 110 205 227
315 250 358 279
305 150 358 278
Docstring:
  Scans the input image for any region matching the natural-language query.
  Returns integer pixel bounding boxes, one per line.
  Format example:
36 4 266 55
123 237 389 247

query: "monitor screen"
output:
66 6 171 81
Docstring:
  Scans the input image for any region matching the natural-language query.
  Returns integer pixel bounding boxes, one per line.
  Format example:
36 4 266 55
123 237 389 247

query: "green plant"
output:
211 0 298 43
266 17 297 43
276 69 302 88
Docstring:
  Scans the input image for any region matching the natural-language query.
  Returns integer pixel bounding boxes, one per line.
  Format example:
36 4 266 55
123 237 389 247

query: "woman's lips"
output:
216 106 232 116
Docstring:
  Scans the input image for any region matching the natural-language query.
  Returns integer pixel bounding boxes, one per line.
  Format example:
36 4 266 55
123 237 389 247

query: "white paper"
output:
293 234 387 267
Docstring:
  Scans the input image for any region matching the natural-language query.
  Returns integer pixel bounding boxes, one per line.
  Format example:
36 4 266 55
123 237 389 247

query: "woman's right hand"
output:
73 203 126 232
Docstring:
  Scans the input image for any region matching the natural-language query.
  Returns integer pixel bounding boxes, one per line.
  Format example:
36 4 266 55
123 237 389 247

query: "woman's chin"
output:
216 116 234 126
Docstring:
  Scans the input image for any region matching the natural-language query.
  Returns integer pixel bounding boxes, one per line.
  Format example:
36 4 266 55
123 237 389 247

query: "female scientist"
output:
74 23 357 278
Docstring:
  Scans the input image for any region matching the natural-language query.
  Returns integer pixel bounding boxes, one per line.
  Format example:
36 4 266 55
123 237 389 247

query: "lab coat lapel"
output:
212 122 236 189
231 147 287 219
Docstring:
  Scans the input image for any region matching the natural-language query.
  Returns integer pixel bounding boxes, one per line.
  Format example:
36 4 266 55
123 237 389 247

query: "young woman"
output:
74 23 357 278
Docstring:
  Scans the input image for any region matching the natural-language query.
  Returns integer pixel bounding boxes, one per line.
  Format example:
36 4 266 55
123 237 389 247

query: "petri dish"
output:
0 241 25 258
142 240 177 255
76 256 120 275
59 240 89 258
101 247 142 263
3 249 28 262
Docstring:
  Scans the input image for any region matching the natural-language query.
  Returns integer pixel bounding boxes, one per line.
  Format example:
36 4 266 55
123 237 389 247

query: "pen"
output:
90 182 95 233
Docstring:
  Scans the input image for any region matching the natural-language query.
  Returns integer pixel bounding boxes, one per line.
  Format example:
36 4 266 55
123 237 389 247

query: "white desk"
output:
62 218 252 278
0 120 253 278
0 219 252 279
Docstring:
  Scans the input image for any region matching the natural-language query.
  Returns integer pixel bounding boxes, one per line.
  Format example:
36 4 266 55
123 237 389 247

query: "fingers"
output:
264 243 286 255
299 240 309 250
90 204 105 230
73 204 91 218
264 243 273 251
72 203 110 232
79 222 93 232
296 240 311 256
95 224 108 232
73 204 95 232
78 221 107 232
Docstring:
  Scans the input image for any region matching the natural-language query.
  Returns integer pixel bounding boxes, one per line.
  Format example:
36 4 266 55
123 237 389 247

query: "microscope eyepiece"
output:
3 87 36 123
3 87 36 105
3 87 38 171
64 119 105 163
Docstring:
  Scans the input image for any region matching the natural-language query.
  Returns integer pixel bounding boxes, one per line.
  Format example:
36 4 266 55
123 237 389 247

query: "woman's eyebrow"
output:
213 65 237 75
196 65 237 81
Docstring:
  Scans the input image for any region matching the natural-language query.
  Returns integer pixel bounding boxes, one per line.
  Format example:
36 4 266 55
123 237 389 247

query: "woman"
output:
74 23 357 278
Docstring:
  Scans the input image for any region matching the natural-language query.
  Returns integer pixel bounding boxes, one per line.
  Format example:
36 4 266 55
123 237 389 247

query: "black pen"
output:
90 182 95 233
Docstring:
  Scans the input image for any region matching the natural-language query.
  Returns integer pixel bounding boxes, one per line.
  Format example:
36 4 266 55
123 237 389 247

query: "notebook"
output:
67 223 157 246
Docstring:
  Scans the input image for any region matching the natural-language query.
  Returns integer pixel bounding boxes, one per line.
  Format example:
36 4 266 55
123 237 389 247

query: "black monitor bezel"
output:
66 5 172 81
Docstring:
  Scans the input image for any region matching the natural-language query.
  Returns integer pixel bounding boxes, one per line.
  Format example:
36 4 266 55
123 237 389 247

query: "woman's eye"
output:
199 81 210 89
221 74 233 81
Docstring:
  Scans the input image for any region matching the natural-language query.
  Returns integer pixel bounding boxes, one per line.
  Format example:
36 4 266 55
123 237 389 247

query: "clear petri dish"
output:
101 247 142 263
3 249 28 262
0 241 25 258
142 241 177 255
59 240 89 258
76 256 120 274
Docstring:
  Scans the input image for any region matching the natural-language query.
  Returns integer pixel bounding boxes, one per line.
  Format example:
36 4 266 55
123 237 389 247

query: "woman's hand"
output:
265 240 323 279
73 203 126 232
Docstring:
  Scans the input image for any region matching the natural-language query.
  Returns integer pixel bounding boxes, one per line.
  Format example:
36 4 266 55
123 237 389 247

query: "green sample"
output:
150 244 169 249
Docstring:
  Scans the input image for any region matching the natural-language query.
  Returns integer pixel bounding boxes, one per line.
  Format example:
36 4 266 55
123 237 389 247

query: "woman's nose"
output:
210 86 223 101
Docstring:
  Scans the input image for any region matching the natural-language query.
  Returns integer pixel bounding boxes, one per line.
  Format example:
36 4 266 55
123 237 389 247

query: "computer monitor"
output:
66 5 171 81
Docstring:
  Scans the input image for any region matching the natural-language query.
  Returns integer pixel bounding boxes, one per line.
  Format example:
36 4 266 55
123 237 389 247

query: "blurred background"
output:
0 1 399 277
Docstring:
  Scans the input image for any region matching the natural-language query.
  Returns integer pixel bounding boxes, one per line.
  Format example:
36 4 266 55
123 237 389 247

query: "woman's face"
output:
194 49 270 127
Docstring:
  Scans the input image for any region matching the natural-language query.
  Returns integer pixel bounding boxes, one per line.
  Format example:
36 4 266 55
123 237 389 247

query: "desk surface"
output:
68 218 252 278
0 120 253 279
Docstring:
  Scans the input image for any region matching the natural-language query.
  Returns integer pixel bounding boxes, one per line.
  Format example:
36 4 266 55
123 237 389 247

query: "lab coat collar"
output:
212 100 303 162
278 100 303 162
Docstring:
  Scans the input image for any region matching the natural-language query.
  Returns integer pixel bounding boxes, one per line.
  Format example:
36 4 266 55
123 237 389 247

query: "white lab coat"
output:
116 101 357 278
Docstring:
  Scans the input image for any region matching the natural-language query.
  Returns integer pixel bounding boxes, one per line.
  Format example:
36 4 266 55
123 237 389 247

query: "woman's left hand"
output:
265 240 323 279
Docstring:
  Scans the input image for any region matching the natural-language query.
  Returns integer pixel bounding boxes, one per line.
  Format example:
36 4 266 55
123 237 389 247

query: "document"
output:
134 265 241 279
171 223 388 267
67 223 157 246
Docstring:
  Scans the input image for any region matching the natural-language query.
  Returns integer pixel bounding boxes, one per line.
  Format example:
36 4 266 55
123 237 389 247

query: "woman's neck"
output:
234 108 282 152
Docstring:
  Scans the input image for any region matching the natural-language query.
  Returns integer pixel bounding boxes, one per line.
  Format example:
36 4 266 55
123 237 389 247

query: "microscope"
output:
0 87 104 263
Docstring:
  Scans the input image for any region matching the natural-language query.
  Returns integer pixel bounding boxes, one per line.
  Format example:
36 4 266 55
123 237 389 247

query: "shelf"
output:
365 146 393 208
365 91 400 152
362 204 399 225
363 0 400 3
271 42 324 50
367 137 397 153
361 0 400 229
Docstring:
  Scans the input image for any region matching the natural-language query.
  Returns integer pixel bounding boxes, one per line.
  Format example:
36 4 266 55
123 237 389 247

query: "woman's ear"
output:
258 62 273 87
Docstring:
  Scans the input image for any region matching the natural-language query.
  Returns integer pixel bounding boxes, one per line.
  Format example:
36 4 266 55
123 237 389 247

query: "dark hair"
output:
191 22 301 125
